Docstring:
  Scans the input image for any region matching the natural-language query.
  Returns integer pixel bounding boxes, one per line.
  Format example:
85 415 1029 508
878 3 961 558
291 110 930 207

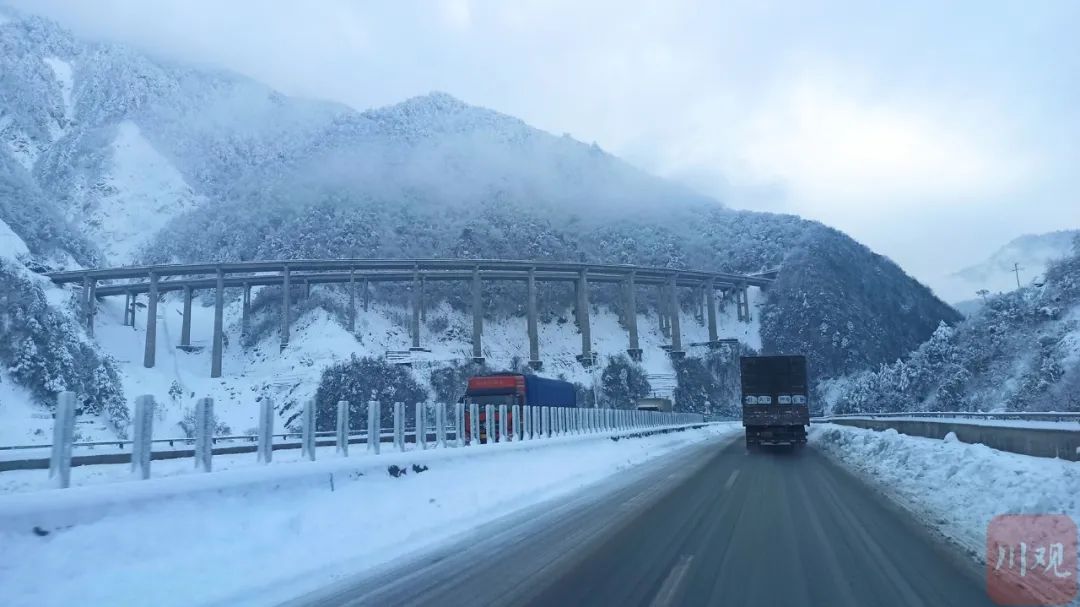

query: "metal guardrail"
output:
814 411 1080 423
8 392 707 486
0 429 442 452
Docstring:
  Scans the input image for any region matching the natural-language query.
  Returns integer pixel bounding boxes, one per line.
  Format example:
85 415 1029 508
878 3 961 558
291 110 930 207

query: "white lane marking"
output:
650 554 694 607
724 469 740 490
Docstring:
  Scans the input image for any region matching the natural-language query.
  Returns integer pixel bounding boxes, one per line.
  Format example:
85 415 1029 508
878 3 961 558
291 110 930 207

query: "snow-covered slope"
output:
84 121 203 261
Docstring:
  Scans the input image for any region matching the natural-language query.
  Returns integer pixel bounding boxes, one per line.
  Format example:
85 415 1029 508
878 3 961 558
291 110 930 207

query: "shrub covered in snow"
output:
314 355 429 431
598 354 651 409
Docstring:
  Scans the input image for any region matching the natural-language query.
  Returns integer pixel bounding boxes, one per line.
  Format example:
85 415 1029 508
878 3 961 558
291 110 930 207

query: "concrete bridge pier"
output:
363 277 370 312
410 268 423 351
347 271 356 333
695 284 705 323
668 274 684 358
420 276 427 323
706 278 718 343
527 268 541 369
123 292 131 326
143 272 159 368
211 269 224 378
735 284 750 322
471 267 483 363
85 278 97 337
241 282 251 339
280 266 290 351
81 276 97 336
180 286 193 347
625 273 641 361
576 270 593 366
658 284 670 337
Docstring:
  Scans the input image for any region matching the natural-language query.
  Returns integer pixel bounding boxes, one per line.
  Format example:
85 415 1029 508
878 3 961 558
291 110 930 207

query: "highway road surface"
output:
281 432 991 607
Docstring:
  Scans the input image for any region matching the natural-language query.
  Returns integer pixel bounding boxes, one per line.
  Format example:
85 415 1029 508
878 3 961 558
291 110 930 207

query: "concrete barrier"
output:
826 418 1080 461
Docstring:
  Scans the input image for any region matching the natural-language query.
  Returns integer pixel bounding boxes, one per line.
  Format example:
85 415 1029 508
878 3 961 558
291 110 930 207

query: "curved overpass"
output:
47 258 775 377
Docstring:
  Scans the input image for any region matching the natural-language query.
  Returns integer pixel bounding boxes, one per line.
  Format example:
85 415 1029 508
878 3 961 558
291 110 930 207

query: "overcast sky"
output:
13 0 1080 288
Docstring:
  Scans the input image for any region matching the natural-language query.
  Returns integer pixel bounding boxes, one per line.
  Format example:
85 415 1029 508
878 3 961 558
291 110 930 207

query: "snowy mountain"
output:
937 230 1079 305
0 9 961 437
824 238 1080 414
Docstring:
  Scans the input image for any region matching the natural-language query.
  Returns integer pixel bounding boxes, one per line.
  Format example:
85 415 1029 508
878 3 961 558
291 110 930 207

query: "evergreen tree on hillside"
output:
599 355 651 409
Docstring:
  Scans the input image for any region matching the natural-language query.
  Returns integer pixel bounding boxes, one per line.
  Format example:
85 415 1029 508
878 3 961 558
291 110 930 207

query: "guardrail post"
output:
131 394 154 480
485 404 495 444
394 402 405 451
513 404 522 440
542 406 551 439
195 397 214 472
257 396 273 464
469 403 480 445
336 400 350 456
302 399 316 461
498 405 508 442
455 402 465 446
416 402 427 450
526 406 535 439
49 391 77 488
436 403 447 448
368 400 381 455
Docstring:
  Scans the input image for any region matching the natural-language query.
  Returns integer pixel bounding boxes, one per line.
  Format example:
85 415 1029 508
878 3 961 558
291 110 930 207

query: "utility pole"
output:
1013 262 1023 289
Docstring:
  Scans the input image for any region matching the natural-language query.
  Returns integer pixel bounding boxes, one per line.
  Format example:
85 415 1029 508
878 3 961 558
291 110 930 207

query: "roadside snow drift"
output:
813 424 1080 560
0 424 737 607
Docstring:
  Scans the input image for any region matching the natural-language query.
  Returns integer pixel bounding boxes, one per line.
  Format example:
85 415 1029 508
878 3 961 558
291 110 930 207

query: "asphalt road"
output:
282 434 991 607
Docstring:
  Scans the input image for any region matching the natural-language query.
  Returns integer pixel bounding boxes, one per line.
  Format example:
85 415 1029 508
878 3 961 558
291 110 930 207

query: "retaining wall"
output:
826 418 1080 461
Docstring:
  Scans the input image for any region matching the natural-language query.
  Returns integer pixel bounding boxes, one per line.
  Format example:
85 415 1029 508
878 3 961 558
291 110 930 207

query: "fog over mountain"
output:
941 230 1080 305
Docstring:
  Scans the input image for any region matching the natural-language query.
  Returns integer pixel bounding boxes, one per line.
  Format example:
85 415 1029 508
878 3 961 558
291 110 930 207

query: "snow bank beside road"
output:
812 424 1080 560
0 424 737 607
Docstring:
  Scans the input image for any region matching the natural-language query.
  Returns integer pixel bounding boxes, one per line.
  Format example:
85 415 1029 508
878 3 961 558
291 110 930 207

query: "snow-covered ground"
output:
812 424 1080 561
0 423 738 607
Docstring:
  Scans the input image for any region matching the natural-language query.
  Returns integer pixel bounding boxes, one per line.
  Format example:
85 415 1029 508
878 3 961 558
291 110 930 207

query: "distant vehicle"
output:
740 355 810 449
635 397 672 412
461 374 576 443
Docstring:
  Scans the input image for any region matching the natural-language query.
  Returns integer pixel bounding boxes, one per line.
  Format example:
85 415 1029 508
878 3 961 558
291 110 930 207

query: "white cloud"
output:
738 74 1033 207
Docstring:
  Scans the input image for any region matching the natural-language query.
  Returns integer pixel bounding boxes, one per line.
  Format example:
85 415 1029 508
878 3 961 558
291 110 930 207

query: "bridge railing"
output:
9 391 707 488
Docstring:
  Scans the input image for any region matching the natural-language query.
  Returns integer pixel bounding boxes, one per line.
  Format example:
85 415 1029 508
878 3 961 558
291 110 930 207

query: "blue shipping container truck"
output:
462 374 577 442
